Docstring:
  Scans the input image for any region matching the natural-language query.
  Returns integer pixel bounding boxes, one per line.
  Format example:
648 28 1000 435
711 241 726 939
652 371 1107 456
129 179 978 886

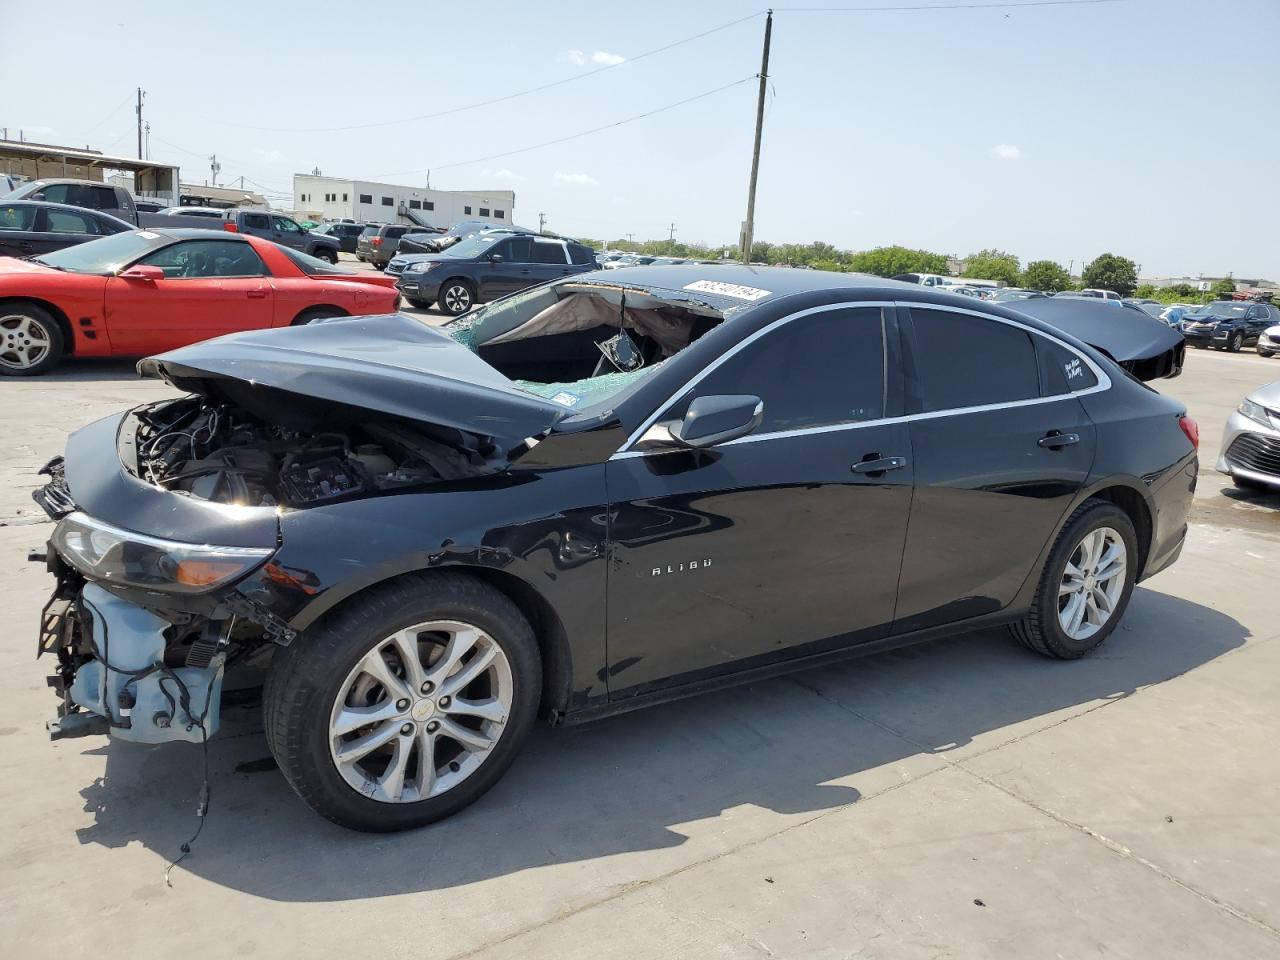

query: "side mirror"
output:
668 395 763 449
489 253 504 263
119 264 165 282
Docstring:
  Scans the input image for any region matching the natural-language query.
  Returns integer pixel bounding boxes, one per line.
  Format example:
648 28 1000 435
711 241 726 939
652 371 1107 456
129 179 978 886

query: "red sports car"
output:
0 228 400 376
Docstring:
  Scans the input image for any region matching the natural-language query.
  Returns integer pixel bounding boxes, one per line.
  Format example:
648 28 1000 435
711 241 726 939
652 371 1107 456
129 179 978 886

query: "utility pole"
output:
668 222 677 241
538 212 547 233
144 122 151 160
135 87 146 160
209 154 221 187
740 9 772 263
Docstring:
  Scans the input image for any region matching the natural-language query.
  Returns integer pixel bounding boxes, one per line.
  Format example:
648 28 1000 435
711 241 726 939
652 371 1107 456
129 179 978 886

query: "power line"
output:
373 75 758 179
207 11 767 135
776 0 1118 11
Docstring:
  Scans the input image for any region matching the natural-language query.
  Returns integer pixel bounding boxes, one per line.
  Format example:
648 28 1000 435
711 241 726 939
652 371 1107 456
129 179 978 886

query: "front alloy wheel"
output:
1228 331 1244 353
441 281 474 316
265 573 541 831
0 307 63 376
328 620 513 804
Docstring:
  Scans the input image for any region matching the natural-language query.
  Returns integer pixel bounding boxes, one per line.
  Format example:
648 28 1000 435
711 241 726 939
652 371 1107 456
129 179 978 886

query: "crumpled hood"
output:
1011 298 1186 380
137 313 569 449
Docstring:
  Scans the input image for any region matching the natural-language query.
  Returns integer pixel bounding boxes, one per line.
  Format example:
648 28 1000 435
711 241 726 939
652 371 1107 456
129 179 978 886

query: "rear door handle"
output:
852 456 907 474
1038 431 1080 449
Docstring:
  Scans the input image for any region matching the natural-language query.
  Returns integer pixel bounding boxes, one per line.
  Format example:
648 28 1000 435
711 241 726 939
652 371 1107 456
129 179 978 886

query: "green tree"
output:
1210 277 1236 297
847 245 949 278
962 249 1021 285
1081 253 1138 297
1021 259 1072 292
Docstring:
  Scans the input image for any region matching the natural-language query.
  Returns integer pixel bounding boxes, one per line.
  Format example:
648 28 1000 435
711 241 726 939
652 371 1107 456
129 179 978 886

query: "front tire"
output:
265 573 541 831
1010 499 1138 659
315 248 339 265
440 279 476 316
1258 349 1275 358
406 298 434 310
1228 332 1244 353
0 303 64 376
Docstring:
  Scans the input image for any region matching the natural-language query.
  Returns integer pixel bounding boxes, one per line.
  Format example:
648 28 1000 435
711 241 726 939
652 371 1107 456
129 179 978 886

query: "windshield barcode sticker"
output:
550 392 580 407
683 280 772 301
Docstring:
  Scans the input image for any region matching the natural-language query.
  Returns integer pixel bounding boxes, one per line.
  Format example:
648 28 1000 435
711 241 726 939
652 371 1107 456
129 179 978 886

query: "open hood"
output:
1011 298 1185 380
137 313 569 450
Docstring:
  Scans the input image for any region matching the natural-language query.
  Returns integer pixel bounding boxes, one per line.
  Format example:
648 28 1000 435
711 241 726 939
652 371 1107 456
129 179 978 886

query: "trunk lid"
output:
137 313 570 450
1011 298 1186 380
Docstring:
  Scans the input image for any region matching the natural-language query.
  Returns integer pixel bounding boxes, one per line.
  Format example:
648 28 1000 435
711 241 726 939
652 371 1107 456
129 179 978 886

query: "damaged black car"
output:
33 266 1196 831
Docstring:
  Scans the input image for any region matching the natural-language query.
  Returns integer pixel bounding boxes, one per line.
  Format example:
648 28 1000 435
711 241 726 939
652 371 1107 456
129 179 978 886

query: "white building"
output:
292 174 515 230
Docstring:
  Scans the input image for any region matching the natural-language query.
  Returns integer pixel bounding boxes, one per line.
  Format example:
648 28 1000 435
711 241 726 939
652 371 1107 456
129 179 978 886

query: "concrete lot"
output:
0 333 1277 958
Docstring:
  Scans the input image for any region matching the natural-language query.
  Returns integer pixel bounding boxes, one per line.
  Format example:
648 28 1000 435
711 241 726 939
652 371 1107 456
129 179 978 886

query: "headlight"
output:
1238 399 1272 427
407 262 436 274
52 512 273 594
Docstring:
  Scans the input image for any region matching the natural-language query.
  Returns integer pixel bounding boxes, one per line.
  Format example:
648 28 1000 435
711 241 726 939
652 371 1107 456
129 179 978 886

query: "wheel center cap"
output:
411 699 436 722
1084 575 1096 590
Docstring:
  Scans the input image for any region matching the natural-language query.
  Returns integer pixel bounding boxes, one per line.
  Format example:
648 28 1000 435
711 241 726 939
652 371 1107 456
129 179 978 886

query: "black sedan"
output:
0 200 132 258
34 268 1195 831
1181 300 1278 352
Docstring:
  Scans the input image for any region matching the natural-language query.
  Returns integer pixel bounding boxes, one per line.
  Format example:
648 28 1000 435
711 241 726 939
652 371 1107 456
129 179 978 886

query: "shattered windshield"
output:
440 276 741 412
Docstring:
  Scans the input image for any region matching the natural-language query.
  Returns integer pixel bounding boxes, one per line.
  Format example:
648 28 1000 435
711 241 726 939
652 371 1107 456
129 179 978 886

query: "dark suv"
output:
314 221 366 254
356 223 411 269
222 210 340 263
1181 300 1276 352
394 232 596 314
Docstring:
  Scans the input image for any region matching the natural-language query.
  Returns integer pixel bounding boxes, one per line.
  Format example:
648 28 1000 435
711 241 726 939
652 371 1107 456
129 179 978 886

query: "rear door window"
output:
45 208 97 234
532 240 567 264
909 308 1040 411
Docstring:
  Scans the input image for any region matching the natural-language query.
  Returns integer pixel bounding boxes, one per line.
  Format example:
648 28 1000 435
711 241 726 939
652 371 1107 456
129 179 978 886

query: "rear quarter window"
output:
1037 338 1099 394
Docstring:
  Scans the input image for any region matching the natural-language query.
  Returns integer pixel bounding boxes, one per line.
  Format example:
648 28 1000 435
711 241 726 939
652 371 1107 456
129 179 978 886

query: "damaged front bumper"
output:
42 579 226 744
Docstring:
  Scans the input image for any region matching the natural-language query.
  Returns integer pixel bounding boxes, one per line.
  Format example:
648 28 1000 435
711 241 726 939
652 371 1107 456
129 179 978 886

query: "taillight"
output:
223 222 238 233
1179 415 1199 451
372 237 382 247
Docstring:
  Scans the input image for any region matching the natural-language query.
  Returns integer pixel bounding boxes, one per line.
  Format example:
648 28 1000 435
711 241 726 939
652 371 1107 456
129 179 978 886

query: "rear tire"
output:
1009 499 1138 660
439 279 476 316
293 306 348 326
0 302 64 377
265 573 541 831
315 248 339 265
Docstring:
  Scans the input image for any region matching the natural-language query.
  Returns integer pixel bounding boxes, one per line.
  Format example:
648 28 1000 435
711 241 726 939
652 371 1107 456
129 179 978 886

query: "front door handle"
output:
852 456 907 475
246 289 268 299
1038 431 1080 449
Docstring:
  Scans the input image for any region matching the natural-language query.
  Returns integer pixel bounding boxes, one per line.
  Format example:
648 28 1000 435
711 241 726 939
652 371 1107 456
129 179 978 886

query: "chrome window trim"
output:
612 299 1111 460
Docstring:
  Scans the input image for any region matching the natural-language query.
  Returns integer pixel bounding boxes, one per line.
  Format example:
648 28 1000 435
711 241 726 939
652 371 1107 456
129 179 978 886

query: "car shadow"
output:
1221 483 1280 509
70 586 1247 902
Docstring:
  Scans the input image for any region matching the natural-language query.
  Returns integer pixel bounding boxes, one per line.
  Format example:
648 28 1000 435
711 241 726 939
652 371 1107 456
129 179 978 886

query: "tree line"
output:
575 237 1239 303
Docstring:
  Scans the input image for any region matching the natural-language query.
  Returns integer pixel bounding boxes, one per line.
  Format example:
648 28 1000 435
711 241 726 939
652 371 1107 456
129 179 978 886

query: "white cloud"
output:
554 171 599 186
989 143 1023 161
253 147 285 163
562 49 625 67
480 167 527 182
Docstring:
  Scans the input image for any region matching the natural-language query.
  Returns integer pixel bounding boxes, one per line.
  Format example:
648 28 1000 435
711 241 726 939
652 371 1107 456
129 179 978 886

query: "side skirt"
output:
556 607 1027 727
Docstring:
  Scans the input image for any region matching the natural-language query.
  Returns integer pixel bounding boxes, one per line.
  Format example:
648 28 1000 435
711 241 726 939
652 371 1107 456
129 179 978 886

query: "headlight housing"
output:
52 512 273 594
1238 398 1274 427
407 261 437 274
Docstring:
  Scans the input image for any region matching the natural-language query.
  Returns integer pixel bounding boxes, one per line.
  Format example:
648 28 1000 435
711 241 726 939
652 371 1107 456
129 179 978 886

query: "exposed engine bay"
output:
133 396 499 507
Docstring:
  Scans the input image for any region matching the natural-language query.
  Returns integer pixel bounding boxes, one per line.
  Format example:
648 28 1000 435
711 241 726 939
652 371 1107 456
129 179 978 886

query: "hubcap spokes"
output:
446 287 469 311
329 620 513 804
1058 526 1127 641
0 315 50 370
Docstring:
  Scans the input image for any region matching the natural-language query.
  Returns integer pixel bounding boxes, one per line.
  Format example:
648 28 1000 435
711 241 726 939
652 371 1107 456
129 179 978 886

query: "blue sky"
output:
5 0 1277 277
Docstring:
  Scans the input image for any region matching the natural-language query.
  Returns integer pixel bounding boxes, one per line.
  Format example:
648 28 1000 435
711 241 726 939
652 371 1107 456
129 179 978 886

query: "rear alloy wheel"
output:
0 305 64 376
440 280 475 316
1228 331 1244 353
266 574 541 831
1010 499 1137 659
